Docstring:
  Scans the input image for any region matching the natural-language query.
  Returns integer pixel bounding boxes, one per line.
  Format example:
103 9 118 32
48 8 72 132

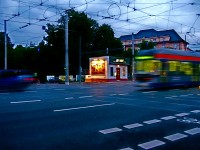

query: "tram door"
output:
160 62 168 82
116 68 120 80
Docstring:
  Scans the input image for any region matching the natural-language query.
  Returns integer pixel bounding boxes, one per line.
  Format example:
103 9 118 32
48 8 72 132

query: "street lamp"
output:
185 32 190 50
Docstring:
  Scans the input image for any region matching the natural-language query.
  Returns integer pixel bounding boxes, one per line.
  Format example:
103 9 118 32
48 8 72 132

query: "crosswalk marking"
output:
138 140 165 150
184 128 200 135
191 110 200 113
175 113 190 117
99 127 122 134
143 119 161 124
161 116 176 120
123 123 143 129
164 133 188 141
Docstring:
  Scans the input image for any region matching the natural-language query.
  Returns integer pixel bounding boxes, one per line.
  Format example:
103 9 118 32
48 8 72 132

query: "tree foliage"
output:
39 10 123 78
0 10 124 82
139 40 155 50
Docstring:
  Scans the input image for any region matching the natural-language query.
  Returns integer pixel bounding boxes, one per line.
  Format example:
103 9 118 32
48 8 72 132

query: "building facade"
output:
120 29 188 51
85 56 130 82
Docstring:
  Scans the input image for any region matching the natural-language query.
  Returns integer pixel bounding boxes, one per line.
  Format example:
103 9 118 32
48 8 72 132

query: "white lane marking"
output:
110 94 117 96
165 96 178 99
65 97 74 100
143 119 161 124
164 133 188 141
10 100 41 104
79 96 93 99
184 128 200 135
25 91 37 93
138 140 165 150
191 110 200 113
54 103 115 112
99 127 122 134
119 148 134 150
54 89 65 91
175 113 190 117
180 94 194 97
161 116 176 120
124 123 143 129
142 91 157 94
118 93 128 96
0 93 9 95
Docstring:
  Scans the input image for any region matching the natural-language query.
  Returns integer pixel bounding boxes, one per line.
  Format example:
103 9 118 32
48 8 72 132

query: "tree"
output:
40 10 123 77
11 45 38 70
93 24 123 57
139 40 155 50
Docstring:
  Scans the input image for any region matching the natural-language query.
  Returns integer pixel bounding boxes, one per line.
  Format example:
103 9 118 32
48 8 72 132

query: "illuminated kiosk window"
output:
91 59 105 75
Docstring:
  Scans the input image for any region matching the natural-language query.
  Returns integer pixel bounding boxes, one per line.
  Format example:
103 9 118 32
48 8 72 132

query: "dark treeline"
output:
1 10 153 82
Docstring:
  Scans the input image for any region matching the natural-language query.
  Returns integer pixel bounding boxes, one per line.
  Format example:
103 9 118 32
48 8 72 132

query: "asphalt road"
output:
0 82 200 150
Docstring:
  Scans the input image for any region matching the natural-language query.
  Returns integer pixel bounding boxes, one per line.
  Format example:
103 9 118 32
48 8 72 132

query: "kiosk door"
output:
116 68 120 80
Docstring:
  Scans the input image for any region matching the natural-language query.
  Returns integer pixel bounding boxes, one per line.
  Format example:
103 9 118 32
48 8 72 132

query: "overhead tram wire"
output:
6 0 96 44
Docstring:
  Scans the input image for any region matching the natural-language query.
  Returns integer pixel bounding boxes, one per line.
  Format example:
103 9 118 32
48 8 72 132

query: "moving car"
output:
0 70 38 91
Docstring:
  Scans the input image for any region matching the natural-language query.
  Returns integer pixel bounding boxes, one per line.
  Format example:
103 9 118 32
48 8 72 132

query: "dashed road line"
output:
118 93 128 96
143 119 161 124
164 133 188 141
110 94 117 96
138 140 165 150
25 90 37 93
175 113 190 117
142 91 157 94
191 110 200 113
65 97 74 100
99 127 122 134
0 92 9 95
54 89 65 91
119 147 134 150
161 116 176 120
184 128 200 135
79 96 93 99
165 96 178 99
123 123 143 129
54 103 115 112
180 94 194 97
10 100 41 104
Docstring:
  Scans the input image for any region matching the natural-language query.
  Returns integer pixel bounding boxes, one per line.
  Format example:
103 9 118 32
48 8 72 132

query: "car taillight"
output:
23 78 35 82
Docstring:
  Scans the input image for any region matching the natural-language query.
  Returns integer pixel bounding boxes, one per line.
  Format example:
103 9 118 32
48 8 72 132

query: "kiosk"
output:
85 56 130 82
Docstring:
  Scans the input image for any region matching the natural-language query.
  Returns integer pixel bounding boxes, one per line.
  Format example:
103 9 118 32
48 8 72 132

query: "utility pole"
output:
65 13 69 85
4 20 7 70
132 32 135 81
106 48 108 55
79 35 82 84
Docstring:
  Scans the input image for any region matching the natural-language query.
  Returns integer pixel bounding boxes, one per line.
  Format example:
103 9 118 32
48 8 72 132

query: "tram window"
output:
179 62 193 75
193 63 199 75
136 60 161 73
168 61 180 75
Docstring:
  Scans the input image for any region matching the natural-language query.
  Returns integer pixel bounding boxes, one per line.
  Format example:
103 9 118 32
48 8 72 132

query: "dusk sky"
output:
0 0 200 49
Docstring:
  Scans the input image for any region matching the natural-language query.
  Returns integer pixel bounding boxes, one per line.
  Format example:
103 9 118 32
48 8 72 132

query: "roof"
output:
136 48 200 62
120 29 185 42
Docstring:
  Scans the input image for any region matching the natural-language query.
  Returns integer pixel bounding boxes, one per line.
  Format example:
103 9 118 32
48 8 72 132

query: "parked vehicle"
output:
0 70 38 91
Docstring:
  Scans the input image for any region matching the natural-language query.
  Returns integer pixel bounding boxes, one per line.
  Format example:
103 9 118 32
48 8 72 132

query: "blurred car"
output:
0 70 38 91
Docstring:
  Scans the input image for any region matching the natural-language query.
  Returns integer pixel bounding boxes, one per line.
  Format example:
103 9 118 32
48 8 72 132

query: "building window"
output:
110 67 114 76
122 67 126 76
174 44 177 49
162 43 165 48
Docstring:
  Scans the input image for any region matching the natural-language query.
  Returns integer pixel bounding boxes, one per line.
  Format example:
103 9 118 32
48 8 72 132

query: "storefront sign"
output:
91 59 105 75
